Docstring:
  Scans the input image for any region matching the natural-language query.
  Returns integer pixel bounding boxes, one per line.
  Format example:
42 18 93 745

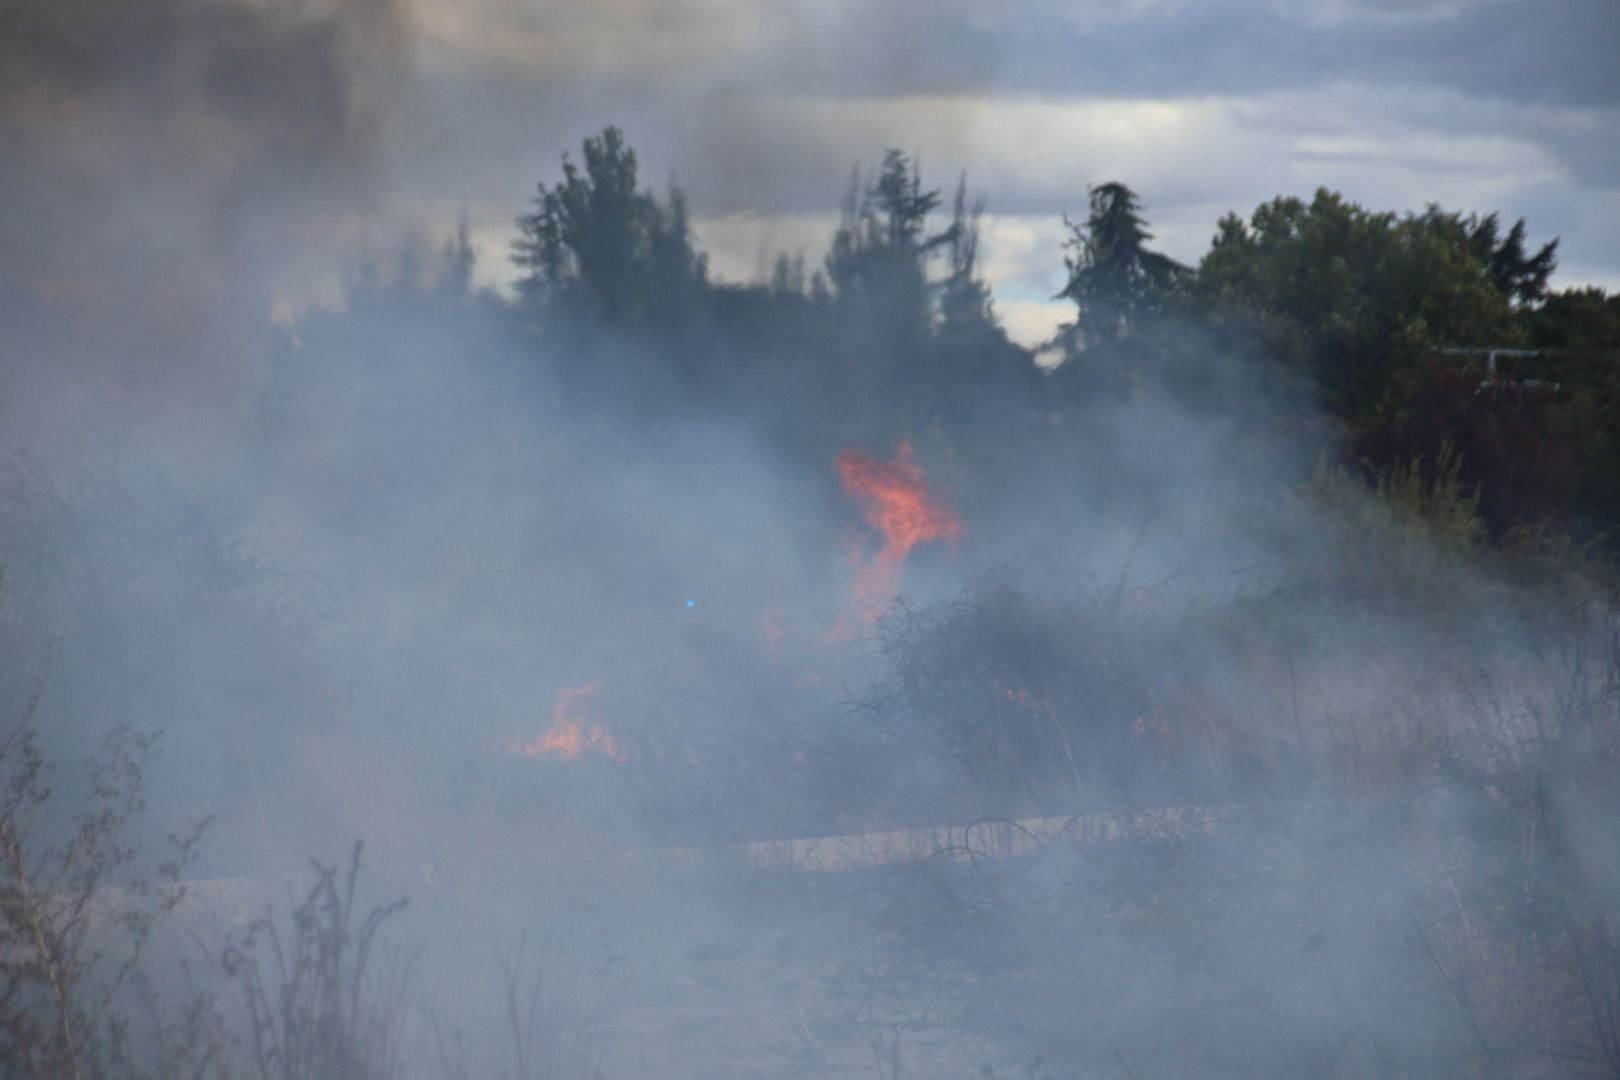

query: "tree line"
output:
402 125 1614 550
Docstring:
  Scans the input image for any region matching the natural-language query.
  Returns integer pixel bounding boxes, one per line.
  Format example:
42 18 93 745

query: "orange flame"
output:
833 442 960 628
510 683 627 761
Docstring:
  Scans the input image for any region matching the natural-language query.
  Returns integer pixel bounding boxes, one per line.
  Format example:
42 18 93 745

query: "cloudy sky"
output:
4 0 1617 347
389 0 1620 344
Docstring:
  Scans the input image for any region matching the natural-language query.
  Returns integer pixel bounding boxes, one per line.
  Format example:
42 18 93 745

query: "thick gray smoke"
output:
1 3 1617 1079
0 0 405 386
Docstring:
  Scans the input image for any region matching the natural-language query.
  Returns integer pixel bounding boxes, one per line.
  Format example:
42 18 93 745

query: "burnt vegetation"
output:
3 125 1620 1077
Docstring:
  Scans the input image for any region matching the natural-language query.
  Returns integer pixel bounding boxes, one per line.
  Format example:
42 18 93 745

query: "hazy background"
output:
2 2 1618 1077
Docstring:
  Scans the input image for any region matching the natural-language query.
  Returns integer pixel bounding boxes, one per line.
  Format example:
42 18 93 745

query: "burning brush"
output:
832 442 960 634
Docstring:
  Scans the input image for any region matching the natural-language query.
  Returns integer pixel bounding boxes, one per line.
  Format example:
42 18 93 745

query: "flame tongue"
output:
513 683 626 761
834 442 960 626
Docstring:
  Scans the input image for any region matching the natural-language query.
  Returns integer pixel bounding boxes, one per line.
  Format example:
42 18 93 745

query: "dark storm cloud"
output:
416 0 1617 109
736 0 1620 110
0 0 408 308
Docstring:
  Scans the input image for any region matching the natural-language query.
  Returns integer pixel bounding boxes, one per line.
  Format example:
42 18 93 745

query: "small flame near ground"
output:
508 683 627 762
833 442 961 633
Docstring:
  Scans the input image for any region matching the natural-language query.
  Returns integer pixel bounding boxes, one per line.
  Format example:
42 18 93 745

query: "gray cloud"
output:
414 0 1618 109
387 0 1616 297
792 0 1620 109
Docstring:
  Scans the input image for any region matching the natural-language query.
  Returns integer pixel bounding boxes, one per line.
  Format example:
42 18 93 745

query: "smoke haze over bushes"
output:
2 2 1620 1076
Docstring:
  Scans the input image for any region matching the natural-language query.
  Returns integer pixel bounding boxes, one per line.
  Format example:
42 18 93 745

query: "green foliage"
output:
1369 444 1484 553
512 126 707 333
1295 449 1485 604
1530 286 1620 352
1418 206 1558 307
1518 288 1620 542
340 125 1614 573
1193 189 1522 420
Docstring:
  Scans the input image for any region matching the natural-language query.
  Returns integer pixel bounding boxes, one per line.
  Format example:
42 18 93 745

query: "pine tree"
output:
1057 182 1186 350
512 127 707 331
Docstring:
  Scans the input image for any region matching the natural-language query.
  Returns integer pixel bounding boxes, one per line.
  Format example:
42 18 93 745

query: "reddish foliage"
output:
1367 364 1581 532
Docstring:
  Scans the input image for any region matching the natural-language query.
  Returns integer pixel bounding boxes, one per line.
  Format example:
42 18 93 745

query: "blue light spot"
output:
685 599 697 608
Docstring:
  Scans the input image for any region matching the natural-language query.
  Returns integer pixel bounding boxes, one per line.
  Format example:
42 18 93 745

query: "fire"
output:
833 442 960 627
510 683 627 761
760 605 790 654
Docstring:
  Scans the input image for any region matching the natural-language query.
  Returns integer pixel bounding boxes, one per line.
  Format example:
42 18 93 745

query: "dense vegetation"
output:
495 127 1619 548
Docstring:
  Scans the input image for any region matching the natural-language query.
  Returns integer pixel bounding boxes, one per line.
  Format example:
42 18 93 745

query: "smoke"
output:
2 229 1609 1076
1 5 1617 1077
0 0 407 378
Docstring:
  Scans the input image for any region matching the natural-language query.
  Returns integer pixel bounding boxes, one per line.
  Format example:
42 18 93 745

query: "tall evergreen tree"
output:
937 179 993 340
1417 207 1559 307
1057 182 1187 350
512 127 707 332
934 178 1036 397
824 152 956 332
1476 215 1558 307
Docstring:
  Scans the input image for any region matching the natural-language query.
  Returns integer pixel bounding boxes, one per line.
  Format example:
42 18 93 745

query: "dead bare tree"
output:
220 842 408 1080
0 695 207 1079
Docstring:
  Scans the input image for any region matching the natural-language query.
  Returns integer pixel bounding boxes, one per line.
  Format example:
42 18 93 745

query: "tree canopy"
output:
512 126 707 333
501 129 1616 541
823 150 956 348
1192 189 1522 418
